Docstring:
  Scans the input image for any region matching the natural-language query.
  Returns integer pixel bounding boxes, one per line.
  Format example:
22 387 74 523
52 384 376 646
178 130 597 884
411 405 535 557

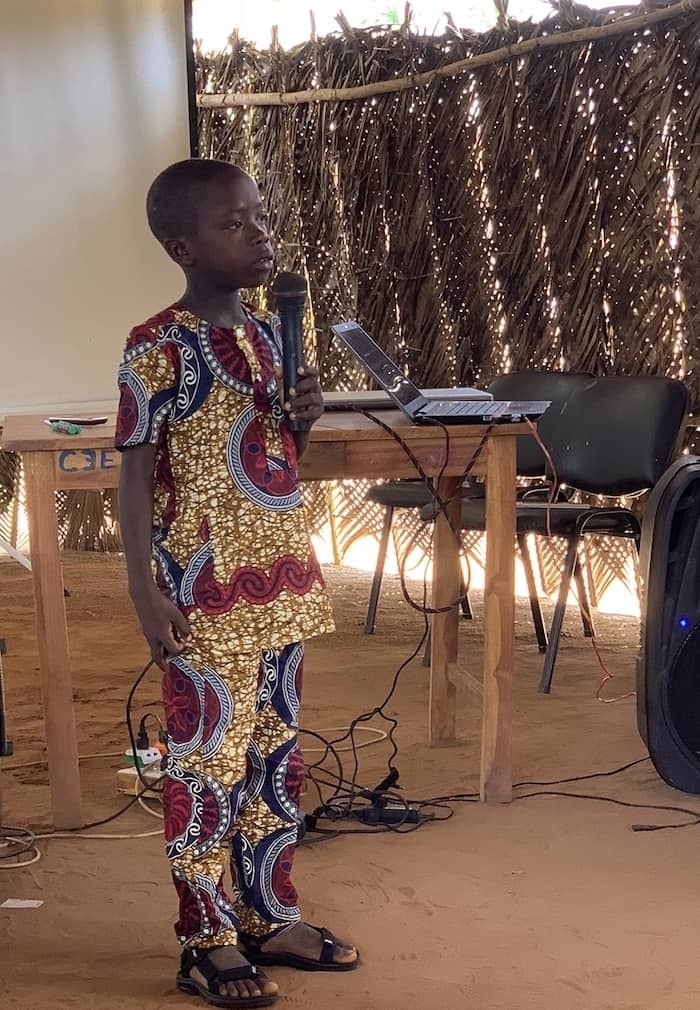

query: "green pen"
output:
46 419 82 436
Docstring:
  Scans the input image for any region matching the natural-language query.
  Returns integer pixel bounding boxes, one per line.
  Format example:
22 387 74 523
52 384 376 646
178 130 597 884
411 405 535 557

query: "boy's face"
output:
169 172 274 288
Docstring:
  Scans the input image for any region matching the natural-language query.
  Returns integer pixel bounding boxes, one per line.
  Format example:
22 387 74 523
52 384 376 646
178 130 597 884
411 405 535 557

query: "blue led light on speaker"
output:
679 617 690 629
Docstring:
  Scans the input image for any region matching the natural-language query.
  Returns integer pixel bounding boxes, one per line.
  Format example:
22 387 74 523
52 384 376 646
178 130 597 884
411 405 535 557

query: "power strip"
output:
116 764 164 798
353 801 425 825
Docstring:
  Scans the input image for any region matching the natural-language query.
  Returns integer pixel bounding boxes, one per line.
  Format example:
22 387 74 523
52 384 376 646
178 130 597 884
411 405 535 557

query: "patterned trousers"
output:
161 641 305 948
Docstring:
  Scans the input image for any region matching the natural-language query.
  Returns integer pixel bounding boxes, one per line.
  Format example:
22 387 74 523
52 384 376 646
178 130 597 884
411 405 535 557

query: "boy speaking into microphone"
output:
116 158 358 1008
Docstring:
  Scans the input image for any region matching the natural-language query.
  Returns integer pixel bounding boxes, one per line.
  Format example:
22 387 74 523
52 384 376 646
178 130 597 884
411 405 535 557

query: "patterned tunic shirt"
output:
115 304 334 654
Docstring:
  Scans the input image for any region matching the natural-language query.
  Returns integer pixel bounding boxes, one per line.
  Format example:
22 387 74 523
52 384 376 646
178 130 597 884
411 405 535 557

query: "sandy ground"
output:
1 554 700 1010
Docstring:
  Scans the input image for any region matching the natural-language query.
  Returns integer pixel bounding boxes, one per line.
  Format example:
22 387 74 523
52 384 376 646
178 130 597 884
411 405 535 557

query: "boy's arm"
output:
119 444 190 670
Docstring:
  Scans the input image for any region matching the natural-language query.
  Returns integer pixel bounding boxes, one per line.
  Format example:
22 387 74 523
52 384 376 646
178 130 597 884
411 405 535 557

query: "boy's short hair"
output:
146 158 247 243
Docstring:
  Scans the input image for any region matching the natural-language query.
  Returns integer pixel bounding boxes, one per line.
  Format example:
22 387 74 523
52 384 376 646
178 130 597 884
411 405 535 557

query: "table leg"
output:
24 453 82 828
429 475 462 746
481 435 516 802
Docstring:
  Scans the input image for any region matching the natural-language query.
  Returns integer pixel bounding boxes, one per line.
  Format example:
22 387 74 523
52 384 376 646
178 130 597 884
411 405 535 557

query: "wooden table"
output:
1 410 522 828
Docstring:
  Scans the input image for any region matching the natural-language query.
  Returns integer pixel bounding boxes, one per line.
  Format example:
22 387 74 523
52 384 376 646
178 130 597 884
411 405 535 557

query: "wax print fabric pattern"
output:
115 305 333 944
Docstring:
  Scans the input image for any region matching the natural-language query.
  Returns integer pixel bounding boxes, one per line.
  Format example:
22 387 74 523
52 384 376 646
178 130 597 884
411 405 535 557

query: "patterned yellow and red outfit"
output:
115 304 334 949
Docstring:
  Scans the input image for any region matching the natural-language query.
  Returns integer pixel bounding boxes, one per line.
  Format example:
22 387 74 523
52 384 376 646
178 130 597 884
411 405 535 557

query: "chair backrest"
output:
487 370 593 476
541 375 689 496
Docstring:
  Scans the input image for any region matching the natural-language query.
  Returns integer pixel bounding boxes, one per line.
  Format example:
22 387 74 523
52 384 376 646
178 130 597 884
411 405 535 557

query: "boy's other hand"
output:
286 366 323 426
132 586 191 671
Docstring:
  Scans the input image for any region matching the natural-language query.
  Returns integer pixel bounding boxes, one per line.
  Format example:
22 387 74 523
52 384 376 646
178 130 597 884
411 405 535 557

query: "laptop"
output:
323 387 492 411
331 321 550 424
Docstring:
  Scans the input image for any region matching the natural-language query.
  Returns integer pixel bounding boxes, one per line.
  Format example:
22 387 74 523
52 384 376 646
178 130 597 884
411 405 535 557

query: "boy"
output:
116 159 358 1007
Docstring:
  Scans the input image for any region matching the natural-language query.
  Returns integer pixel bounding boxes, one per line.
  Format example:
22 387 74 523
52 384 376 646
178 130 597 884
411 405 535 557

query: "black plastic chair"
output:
364 479 472 634
422 374 689 693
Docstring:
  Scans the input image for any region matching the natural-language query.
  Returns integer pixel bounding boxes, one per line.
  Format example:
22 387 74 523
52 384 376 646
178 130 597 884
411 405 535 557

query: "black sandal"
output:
176 947 278 1007
239 924 359 973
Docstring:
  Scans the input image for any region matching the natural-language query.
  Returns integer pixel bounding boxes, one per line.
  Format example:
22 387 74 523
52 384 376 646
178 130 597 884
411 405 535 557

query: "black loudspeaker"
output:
637 455 700 793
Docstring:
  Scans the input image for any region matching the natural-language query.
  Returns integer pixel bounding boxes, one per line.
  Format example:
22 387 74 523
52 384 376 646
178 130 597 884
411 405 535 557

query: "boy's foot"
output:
241 922 359 971
185 945 280 1001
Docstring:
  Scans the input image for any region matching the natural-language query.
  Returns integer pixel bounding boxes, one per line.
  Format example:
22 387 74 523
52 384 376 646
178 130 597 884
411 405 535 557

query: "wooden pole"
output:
23 453 82 828
325 482 341 566
481 435 516 802
198 0 700 109
429 475 461 746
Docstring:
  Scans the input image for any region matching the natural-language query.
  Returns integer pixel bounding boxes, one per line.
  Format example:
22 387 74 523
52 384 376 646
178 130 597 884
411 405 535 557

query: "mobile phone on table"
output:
47 416 108 426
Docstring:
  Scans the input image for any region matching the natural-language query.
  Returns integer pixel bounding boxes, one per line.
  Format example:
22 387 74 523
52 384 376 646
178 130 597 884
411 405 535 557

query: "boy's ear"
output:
163 237 195 268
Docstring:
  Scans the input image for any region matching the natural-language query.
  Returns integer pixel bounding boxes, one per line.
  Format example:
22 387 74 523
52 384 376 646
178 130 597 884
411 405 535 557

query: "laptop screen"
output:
331 322 423 410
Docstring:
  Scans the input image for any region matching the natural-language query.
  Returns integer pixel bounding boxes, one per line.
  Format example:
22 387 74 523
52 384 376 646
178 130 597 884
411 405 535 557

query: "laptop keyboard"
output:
420 399 549 419
423 401 512 417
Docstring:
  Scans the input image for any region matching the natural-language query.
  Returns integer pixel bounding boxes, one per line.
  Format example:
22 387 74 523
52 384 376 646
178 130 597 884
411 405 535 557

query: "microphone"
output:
272 271 308 433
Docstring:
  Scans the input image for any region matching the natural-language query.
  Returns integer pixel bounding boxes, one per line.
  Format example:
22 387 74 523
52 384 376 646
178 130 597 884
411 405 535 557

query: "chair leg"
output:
538 534 580 694
365 506 394 634
632 531 642 583
459 577 473 620
573 552 595 638
517 533 548 654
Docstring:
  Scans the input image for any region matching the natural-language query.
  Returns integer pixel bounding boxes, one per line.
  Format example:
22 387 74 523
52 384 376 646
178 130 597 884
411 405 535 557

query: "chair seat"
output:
420 499 640 536
366 477 491 509
366 480 435 509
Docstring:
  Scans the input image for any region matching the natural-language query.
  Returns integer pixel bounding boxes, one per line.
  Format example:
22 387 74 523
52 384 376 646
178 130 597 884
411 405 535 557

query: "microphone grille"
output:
272 272 306 297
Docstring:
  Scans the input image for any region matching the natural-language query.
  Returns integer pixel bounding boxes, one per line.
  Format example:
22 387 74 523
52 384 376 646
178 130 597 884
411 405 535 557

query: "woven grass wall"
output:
2 3 699 590
194 5 700 583
198 6 700 398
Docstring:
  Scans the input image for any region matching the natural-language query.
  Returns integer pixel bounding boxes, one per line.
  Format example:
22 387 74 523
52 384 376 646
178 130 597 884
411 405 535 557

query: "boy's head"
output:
146 159 273 289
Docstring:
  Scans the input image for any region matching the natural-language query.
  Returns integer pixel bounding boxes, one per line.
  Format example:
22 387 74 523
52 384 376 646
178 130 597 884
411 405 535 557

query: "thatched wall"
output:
194 5 700 581
198 6 700 399
2 4 699 591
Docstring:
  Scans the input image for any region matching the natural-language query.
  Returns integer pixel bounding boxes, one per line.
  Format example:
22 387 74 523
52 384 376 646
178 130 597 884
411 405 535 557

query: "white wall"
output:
0 0 191 417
